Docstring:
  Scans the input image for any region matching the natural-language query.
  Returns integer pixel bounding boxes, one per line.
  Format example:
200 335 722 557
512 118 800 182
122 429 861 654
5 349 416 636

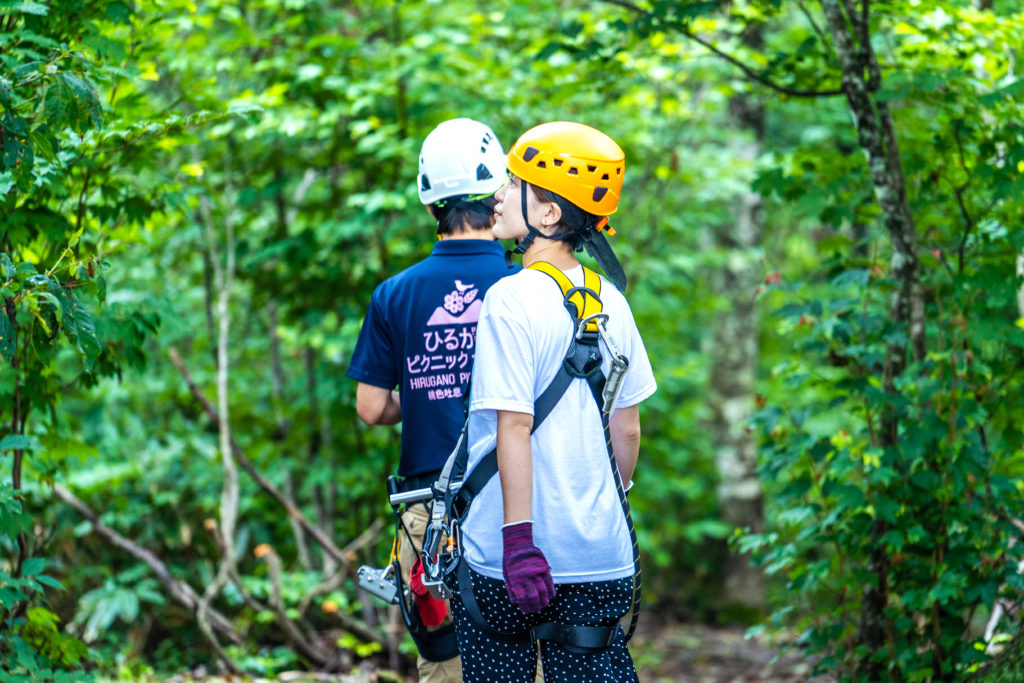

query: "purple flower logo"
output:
443 280 479 315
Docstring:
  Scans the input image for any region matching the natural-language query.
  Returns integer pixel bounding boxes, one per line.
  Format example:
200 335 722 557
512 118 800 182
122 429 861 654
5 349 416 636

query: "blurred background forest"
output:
3 0 1024 681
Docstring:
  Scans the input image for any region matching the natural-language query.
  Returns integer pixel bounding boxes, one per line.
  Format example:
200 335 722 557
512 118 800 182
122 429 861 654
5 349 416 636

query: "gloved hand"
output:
409 557 448 627
501 521 555 614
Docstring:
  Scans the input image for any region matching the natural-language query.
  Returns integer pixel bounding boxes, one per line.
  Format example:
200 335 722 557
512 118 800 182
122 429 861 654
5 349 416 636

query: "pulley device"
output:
356 477 459 662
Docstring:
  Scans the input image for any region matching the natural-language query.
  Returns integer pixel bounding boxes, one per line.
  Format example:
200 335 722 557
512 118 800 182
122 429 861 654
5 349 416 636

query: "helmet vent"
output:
568 167 578 175
592 187 608 202
602 173 609 180
536 161 546 168
523 146 540 162
476 163 492 181
616 167 621 175
420 174 431 191
553 159 563 166
587 165 596 173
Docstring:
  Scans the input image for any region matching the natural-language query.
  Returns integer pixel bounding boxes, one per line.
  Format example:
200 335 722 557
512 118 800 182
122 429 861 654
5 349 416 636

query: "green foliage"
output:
71 568 165 644
1 0 170 678
710 1 1024 680
1 483 93 680
1 0 1021 679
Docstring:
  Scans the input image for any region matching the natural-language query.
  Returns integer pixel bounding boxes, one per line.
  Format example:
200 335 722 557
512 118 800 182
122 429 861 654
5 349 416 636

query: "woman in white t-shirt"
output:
453 122 657 682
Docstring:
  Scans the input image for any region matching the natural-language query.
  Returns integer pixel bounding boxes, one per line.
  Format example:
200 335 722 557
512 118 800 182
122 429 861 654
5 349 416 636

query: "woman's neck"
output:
522 239 578 271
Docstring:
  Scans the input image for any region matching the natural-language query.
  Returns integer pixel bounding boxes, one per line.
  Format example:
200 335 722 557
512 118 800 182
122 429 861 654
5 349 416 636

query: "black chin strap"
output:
511 180 547 255
512 180 575 255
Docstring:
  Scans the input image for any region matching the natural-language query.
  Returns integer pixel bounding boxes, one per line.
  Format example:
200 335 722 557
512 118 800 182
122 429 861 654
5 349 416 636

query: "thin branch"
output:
257 547 336 667
52 484 244 645
265 301 311 569
285 169 318 226
600 0 844 98
267 301 289 438
168 348 354 571
284 471 314 570
297 517 386 617
951 125 976 274
195 141 243 675
1017 253 1024 320
74 168 92 240
796 0 832 52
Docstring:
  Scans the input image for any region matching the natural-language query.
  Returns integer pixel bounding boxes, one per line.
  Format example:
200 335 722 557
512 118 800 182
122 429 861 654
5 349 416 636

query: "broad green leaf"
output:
34 575 64 591
1 2 49 16
22 557 45 576
0 434 42 451
0 309 14 360
38 434 97 463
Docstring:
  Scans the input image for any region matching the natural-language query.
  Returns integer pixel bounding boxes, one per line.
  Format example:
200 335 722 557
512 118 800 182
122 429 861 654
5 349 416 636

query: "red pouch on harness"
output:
409 558 448 627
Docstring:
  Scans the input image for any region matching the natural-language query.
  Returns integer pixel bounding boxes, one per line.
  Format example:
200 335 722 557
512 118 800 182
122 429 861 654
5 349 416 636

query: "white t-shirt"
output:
461 265 657 583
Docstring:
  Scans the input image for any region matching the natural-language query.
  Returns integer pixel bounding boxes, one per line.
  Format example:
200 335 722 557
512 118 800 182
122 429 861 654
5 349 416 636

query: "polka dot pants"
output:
452 568 638 682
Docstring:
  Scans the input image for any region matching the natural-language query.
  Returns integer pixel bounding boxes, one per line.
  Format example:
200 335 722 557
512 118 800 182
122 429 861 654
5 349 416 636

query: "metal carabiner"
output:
576 312 609 340
421 521 454 600
594 317 622 359
595 317 630 412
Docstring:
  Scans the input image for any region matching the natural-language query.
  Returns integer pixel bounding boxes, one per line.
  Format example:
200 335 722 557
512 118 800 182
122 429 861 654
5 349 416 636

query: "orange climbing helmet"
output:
506 122 629 291
507 122 625 219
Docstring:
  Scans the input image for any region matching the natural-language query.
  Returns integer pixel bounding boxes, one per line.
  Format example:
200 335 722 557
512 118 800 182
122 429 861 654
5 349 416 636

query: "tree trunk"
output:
710 191 765 614
968 628 1024 682
709 25 767 617
819 2 928 678
194 144 243 674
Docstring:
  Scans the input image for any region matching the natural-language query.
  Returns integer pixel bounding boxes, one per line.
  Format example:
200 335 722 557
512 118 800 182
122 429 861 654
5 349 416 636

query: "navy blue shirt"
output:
347 240 519 477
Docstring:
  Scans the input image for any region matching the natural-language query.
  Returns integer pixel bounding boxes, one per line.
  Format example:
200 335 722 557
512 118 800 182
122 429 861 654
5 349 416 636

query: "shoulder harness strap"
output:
528 260 604 335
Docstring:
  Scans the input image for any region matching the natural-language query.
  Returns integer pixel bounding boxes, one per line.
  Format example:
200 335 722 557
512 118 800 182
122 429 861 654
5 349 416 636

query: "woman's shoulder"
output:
482 268 558 305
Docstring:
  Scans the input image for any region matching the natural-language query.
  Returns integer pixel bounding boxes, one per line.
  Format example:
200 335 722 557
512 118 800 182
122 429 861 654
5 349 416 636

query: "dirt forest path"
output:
160 621 832 683
630 620 833 682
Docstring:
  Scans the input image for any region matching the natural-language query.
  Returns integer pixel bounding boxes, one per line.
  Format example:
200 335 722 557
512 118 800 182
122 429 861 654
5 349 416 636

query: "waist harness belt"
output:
421 261 642 653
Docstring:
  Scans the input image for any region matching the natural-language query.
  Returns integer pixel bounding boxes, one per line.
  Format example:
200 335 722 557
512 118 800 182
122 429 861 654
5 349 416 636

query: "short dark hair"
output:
529 184 602 251
432 195 498 236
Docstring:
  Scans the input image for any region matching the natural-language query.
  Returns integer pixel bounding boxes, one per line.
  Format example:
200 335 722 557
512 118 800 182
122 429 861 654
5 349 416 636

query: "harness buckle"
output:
530 623 574 645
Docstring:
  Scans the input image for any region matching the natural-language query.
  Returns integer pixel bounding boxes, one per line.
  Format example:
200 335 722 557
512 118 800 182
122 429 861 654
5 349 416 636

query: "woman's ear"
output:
539 200 561 228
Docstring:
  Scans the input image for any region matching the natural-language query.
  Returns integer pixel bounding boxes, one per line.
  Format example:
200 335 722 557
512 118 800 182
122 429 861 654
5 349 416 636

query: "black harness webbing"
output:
451 261 641 651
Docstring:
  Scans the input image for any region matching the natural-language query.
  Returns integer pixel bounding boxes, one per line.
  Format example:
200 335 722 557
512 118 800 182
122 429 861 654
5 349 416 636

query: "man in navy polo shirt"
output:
347 118 517 683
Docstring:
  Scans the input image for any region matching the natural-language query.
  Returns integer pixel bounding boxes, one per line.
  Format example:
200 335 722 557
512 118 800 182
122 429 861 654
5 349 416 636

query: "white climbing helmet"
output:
417 118 506 206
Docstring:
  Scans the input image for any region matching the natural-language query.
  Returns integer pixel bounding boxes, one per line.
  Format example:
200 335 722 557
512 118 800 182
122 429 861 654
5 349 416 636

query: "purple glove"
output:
502 521 555 614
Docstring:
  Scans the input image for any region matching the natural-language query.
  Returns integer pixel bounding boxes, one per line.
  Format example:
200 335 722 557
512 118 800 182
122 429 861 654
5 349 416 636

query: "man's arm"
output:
609 404 641 487
355 382 402 426
496 410 534 524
